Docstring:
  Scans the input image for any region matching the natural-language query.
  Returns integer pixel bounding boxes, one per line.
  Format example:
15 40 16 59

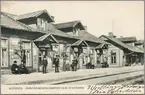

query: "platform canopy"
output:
71 39 88 47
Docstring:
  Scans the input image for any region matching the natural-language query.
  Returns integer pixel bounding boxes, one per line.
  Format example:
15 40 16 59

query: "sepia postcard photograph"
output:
0 1 144 94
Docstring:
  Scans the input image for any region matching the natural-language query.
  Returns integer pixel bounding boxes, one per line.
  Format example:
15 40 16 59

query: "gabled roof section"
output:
53 20 85 30
16 10 54 22
118 36 137 42
96 43 108 49
2 12 17 19
79 31 108 44
100 35 144 53
1 12 37 32
47 23 78 39
34 33 58 43
72 40 88 47
1 12 77 40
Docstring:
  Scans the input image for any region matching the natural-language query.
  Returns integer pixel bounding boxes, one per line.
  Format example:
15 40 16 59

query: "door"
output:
111 53 116 65
38 50 47 72
22 50 31 67
1 48 8 67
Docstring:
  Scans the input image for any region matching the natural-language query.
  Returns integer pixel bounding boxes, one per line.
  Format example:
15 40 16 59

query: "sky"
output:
1 1 144 39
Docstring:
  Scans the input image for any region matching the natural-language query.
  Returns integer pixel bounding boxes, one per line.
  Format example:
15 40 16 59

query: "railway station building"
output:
1 10 107 74
1 10 144 74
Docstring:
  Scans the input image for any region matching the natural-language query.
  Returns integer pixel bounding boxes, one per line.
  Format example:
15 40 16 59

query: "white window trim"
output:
1 47 8 67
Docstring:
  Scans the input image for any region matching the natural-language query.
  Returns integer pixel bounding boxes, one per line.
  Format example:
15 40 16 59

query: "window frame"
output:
111 52 117 65
1 47 8 67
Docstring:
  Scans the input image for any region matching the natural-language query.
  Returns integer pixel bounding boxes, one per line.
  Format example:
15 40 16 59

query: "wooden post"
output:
131 56 132 65
8 38 10 68
31 41 33 71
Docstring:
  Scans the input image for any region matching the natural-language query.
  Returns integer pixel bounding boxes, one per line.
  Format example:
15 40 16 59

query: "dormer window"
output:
54 21 85 37
75 28 80 36
15 10 54 31
37 18 48 30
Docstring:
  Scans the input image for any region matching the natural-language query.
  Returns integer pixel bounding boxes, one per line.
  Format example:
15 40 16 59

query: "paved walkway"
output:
1 65 144 85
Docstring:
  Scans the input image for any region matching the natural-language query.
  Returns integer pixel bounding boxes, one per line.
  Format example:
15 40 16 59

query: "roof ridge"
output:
1 12 37 32
1 11 17 16
54 20 80 25
102 35 143 53
15 9 54 22
118 36 136 38
17 9 46 16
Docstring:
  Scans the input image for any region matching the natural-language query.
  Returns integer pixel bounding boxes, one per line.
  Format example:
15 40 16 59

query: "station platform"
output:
1 65 144 85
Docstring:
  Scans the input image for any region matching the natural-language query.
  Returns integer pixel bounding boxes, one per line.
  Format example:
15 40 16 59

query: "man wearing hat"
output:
53 54 60 73
42 55 48 73
72 57 78 71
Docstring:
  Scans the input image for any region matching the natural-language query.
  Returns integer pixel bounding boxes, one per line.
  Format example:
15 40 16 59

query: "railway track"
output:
51 70 144 85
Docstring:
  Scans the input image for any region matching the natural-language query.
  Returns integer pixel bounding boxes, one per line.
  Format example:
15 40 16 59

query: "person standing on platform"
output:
54 55 60 73
42 55 48 74
73 57 78 71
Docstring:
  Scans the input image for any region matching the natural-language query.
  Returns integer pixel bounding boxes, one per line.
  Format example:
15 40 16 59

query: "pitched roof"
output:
101 35 144 53
2 12 17 19
53 20 85 30
118 37 137 42
34 33 58 43
1 12 37 32
96 43 108 49
34 33 51 42
78 31 108 44
16 10 54 22
1 12 77 40
47 23 78 39
72 40 88 46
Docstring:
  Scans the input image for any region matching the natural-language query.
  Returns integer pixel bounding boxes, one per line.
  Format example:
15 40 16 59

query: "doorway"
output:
111 52 116 65
38 49 47 72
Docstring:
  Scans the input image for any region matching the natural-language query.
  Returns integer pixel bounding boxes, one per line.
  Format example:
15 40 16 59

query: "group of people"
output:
11 60 29 74
41 54 79 73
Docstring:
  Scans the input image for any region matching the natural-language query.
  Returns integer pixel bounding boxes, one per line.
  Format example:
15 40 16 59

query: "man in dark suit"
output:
72 57 78 71
42 55 48 73
53 55 60 73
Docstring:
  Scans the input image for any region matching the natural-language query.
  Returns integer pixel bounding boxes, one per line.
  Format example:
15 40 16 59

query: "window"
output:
25 50 31 66
83 48 87 54
52 44 59 52
74 28 80 36
23 42 31 49
1 48 8 67
111 53 116 64
37 18 41 27
37 18 47 30
1 39 8 67
74 48 78 52
10 38 20 49
1 39 7 46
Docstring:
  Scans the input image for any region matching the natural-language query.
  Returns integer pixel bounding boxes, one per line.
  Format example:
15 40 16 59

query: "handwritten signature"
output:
88 84 144 94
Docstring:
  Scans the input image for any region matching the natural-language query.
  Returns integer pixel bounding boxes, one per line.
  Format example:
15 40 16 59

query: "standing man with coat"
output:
72 57 78 71
53 55 60 73
42 55 48 73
